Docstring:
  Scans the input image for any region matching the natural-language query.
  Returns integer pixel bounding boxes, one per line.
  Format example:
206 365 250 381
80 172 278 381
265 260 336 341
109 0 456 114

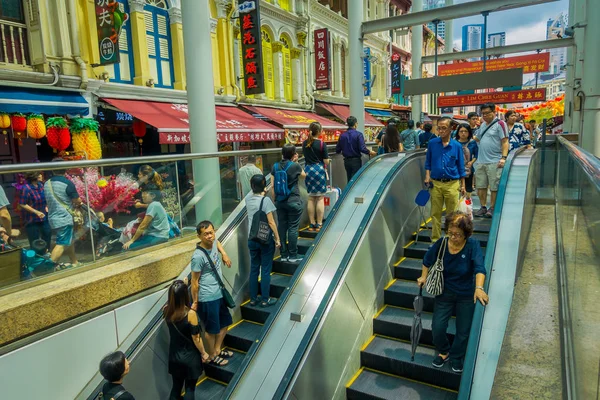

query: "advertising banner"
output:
95 0 129 65
437 89 547 107
391 52 402 94
438 53 550 76
363 47 371 96
239 0 265 95
314 28 331 90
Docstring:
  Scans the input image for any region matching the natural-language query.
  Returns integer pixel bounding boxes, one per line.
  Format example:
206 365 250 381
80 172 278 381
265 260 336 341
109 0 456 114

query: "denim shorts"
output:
198 297 232 334
54 225 74 246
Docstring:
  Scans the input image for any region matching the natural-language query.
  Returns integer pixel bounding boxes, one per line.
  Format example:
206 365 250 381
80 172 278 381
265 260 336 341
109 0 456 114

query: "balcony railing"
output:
0 19 29 66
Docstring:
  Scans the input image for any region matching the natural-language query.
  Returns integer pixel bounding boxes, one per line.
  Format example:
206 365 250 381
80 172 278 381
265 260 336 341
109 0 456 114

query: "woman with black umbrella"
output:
416 211 489 373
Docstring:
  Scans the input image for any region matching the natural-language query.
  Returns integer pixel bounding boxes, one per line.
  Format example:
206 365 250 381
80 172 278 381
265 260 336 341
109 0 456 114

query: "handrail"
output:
224 150 392 398
557 136 600 192
457 147 526 399
274 151 425 399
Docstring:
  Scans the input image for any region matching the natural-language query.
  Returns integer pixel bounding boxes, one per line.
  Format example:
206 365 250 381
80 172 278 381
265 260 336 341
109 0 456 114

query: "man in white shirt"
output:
238 155 262 197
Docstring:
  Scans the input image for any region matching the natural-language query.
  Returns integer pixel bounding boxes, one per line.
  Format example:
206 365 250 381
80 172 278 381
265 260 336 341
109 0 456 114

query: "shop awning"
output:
242 106 346 130
317 103 384 127
365 108 395 118
102 99 283 144
0 86 89 115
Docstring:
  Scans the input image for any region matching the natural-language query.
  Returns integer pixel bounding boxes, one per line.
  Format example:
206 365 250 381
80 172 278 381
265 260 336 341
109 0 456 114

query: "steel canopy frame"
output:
362 0 559 35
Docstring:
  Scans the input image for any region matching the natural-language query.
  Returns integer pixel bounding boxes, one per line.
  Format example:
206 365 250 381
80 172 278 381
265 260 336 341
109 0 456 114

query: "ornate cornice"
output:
215 0 231 19
310 0 348 34
168 7 182 25
271 41 283 53
261 1 302 27
128 0 145 14
290 48 302 59
297 31 307 47
210 18 218 34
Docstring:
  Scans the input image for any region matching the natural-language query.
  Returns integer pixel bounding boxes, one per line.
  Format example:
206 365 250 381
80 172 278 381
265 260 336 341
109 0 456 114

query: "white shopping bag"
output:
457 197 473 220
323 187 341 220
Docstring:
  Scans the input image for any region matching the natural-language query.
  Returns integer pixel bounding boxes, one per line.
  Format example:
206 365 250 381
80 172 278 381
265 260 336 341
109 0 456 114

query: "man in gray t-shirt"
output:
238 156 262 197
473 103 509 218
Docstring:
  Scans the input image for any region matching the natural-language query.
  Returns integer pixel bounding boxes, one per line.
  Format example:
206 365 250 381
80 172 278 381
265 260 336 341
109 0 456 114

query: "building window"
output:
279 0 291 11
108 0 134 84
280 35 293 102
261 27 275 99
145 0 174 88
0 0 29 65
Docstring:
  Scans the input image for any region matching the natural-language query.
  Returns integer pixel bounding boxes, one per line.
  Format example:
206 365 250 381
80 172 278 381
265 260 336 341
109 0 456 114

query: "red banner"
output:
438 53 550 77
314 28 331 90
159 132 284 144
437 89 547 108
239 0 264 95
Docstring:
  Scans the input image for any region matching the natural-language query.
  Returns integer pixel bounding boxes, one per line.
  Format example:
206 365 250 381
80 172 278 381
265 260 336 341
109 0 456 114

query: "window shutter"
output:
159 38 169 59
146 34 156 56
157 14 168 36
23 0 44 65
144 11 154 32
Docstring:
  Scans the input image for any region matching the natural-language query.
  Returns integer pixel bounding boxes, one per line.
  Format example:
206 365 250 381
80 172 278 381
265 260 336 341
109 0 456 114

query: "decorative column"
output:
411 0 423 123
444 0 453 54
128 0 151 86
348 0 365 132
333 41 343 97
291 48 303 103
215 0 233 95
581 0 600 155
168 7 186 90
271 41 285 102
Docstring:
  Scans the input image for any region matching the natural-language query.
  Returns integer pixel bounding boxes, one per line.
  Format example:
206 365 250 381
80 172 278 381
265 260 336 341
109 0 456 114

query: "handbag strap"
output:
435 237 447 267
259 196 265 212
478 118 500 142
197 245 226 290
111 389 126 400
46 180 71 214
170 314 196 346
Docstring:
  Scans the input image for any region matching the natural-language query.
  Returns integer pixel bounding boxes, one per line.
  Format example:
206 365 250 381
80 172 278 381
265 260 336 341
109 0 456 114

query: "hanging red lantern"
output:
46 117 71 152
11 113 26 146
132 120 146 144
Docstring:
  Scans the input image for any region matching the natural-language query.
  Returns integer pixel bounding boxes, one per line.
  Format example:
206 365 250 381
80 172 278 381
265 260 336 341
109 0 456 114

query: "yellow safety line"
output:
244 319 264 326
373 304 387 319
346 367 365 388
393 257 406 266
227 319 246 330
362 367 458 393
196 376 208 386
403 240 415 248
272 271 292 277
240 299 250 306
224 346 247 355
384 279 397 290
273 255 281 260
205 376 230 386
360 335 376 351
375 334 436 350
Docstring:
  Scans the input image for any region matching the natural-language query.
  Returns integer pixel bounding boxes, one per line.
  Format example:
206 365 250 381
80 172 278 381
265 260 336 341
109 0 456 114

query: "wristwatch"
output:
501 156 507 160
475 286 484 290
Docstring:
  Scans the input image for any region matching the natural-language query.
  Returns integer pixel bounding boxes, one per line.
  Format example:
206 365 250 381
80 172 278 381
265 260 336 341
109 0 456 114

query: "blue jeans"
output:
248 238 275 302
127 235 168 251
276 201 303 259
432 291 476 361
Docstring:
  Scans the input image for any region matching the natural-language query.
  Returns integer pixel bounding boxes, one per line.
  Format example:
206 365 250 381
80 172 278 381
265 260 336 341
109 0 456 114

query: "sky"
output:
446 0 570 49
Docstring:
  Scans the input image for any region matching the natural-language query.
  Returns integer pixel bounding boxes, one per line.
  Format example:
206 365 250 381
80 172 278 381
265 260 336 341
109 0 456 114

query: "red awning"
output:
242 106 346 130
317 103 384 127
102 99 284 144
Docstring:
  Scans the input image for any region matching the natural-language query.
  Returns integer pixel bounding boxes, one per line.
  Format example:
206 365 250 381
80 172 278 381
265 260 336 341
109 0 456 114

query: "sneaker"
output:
473 206 487 217
451 359 464 373
432 354 450 368
288 257 301 263
484 208 494 218
280 256 288 262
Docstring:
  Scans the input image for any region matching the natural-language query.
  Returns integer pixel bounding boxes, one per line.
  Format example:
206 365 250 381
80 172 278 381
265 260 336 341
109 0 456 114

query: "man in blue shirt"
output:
336 116 376 183
424 117 466 242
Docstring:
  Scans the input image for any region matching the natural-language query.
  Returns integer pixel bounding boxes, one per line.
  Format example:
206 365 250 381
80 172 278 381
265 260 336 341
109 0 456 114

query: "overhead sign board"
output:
363 47 371 96
391 52 402 94
437 88 547 107
314 28 331 90
239 0 265 95
95 0 129 65
438 53 550 77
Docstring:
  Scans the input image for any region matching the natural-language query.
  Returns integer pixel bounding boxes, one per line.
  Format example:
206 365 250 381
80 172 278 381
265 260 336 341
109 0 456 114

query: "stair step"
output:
297 238 313 255
257 273 292 299
347 369 458 400
299 228 318 239
424 218 492 233
241 300 278 324
272 257 304 275
203 348 245 384
361 336 461 391
403 242 432 259
413 230 489 247
374 306 455 346
384 280 436 314
224 321 262 353
195 378 227 400
394 258 423 281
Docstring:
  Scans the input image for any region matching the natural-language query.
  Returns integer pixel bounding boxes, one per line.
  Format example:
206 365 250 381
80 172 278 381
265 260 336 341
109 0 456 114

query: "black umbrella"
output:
410 286 424 361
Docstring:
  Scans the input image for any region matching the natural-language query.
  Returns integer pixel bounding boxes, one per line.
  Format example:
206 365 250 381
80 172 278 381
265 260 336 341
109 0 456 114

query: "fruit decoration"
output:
70 118 102 160
27 114 46 140
11 113 27 145
46 117 71 152
0 112 10 144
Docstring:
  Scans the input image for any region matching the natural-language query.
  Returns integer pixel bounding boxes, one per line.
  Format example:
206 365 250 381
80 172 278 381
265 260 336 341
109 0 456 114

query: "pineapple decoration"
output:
0 113 10 144
46 117 71 153
27 114 47 143
70 118 102 160
11 113 27 146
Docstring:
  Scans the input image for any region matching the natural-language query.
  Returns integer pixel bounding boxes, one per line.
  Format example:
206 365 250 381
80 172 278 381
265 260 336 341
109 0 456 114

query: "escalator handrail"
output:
273 151 425 399
224 152 386 397
557 136 600 192
457 147 527 399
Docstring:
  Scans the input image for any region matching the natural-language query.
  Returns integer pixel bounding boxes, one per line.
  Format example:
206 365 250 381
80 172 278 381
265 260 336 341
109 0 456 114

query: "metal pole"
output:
482 11 489 71
535 49 541 89
348 0 365 133
581 0 600 156
181 0 223 226
433 19 439 76
540 118 547 187
444 0 454 55
411 0 423 123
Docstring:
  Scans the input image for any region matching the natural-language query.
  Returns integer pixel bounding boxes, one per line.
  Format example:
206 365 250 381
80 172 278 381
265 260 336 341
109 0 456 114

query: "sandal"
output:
260 298 277 308
308 224 317 232
315 224 323 232
201 353 211 363
220 349 234 358
209 356 229 366
55 263 72 271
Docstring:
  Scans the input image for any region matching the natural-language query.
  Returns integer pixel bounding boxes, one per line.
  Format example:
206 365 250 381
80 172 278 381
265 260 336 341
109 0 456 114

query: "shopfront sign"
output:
363 47 371 96
314 28 331 90
218 132 284 143
437 88 547 108
239 0 264 95
391 52 402 94
438 53 550 77
95 0 129 65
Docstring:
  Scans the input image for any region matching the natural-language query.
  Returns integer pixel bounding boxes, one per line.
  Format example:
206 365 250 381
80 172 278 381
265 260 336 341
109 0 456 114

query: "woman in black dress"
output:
164 280 210 400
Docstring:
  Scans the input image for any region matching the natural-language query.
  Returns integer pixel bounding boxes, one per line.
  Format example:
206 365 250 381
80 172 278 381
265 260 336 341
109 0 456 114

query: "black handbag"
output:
248 197 272 245
197 245 236 309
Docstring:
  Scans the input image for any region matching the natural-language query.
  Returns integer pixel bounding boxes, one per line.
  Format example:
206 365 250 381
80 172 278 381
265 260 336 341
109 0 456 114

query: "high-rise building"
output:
545 14 567 75
488 32 506 48
462 24 485 51
424 0 446 40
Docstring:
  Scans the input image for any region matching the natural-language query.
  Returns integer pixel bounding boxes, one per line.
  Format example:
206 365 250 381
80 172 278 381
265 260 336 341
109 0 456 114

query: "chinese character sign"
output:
391 53 402 94
239 1 264 95
436 89 547 107
314 28 331 90
363 47 371 96
95 0 128 65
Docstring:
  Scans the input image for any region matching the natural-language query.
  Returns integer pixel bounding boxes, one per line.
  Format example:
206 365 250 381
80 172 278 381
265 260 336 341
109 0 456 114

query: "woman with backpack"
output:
419 123 436 149
302 122 330 232
271 144 305 263
379 124 403 153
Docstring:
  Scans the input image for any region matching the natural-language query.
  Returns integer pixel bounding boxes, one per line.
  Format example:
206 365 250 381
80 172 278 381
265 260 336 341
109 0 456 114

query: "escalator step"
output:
347 369 457 400
384 280 436 314
195 378 227 400
393 258 423 281
272 258 304 275
257 273 292 298
241 300 277 324
374 306 455 346
403 242 432 259
299 228 318 239
424 218 492 233
225 321 262 352
203 348 245 384
412 230 489 247
361 336 461 391
297 238 314 255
